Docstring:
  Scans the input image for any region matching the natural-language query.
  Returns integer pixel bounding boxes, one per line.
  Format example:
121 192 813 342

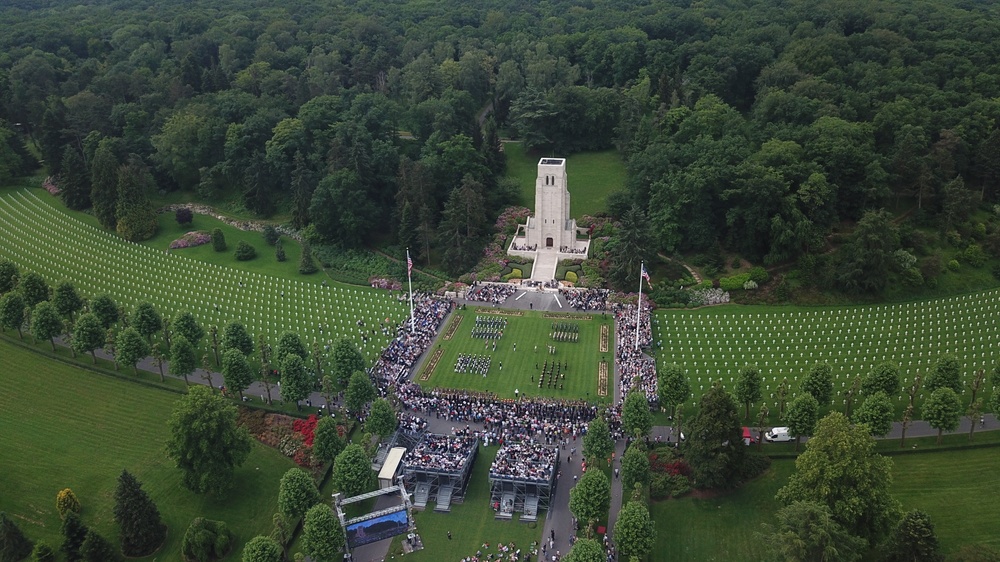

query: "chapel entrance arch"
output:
546 237 553 248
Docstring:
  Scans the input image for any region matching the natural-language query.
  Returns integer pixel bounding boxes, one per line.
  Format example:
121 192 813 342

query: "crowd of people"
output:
455 354 492 375
460 541 534 562
613 299 659 405
403 434 478 473
559 245 585 254
397 412 428 434
489 441 558 483
562 288 609 311
371 294 452 384
397 384 599 446
466 283 517 304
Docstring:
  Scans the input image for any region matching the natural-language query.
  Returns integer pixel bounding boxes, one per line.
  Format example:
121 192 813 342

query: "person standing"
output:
448 531 452 540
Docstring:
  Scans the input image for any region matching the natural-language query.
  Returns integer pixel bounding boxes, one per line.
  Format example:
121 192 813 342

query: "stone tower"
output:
525 158 576 250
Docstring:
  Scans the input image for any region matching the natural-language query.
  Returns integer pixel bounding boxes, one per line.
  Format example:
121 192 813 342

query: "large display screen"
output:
345 508 409 548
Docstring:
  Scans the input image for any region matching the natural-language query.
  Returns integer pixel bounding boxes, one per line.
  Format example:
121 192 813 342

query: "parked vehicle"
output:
742 426 757 445
764 427 792 442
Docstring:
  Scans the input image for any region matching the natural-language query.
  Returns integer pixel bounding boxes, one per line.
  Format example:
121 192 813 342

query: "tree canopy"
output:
777 412 900 546
332 444 372 498
613 500 655 560
277 468 321 521
582 416 613 464
569 466 610 528
302 504 345 562
2 0 999 289
685 382 745 489
765 501 865 562
621 389 653 438
165 385 253 495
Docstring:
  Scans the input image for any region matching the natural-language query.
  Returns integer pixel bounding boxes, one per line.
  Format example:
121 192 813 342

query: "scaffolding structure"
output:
333 482 418 557
488 443 559 522
400 433 479 512
372 426 426 471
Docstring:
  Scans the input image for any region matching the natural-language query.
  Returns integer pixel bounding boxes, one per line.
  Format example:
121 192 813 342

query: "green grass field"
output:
416 308 613 402
651 446 1000 560
0 339 295 560
505 143 626 218
142 210 305 280
0 187 405 365
651 294 1000 423
387 445 545 561
650 459 794 561
890 447 1000 552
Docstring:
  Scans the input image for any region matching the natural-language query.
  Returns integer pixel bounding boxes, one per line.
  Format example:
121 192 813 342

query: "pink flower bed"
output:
169 231 212 250
42 176 60 195
370 277 402 290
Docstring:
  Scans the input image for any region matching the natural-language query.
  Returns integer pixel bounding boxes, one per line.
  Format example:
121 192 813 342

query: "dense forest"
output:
2 0 1000 292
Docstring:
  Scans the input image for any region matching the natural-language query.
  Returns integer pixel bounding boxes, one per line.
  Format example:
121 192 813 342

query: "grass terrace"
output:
505 143 626 218
651 294 1000 423
0 188 406 364
0 339 294 560
417 308 613 402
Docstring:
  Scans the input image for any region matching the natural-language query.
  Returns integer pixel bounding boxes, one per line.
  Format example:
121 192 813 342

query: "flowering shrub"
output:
689 288 730 306
293 414 318 446
370 277 402 290
169 231 212 250
42 176 61 195
577 215 614 237
648 449 692 499
238 408 319 469
494 206 531 235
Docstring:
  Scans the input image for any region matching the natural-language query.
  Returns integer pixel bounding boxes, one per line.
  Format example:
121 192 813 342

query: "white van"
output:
764 427 792 442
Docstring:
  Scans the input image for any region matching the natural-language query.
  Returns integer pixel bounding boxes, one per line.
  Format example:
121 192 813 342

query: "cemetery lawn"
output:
0 339 295 560
651 294 1000 425
416 308 613 402
386 445 544 561
0 188 406 365
505 143 626 218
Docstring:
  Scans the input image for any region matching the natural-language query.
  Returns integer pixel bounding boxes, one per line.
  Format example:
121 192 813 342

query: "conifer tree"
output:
299 241 318 274
115 156 158 242
30 541 55 562
78 530 118 562
90 139 120 230
113 470 167 557
60 512 88 562
275 239 286 262
290 151 314 229
59 145 91 210
0 511 33 562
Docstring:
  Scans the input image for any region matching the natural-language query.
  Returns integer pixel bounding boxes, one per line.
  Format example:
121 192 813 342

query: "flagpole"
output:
635 261 643 350
406 248 415 334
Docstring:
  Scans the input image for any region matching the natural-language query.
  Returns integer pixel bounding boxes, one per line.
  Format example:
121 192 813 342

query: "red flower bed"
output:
648 452 691 477
293 415 318 447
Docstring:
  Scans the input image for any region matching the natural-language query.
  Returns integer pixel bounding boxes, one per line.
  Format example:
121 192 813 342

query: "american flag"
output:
641 264 651 284
407 251 413 276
